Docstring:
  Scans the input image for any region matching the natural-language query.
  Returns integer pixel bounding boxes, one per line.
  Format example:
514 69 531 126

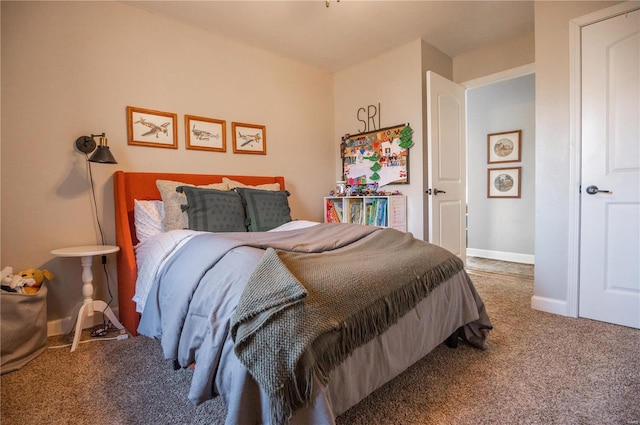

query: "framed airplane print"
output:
185 115 226 152
127 106 178 149
232 122 266 155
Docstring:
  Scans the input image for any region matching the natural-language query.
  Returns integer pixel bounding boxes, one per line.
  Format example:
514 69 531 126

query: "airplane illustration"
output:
239 132 261 147
191 124 219 141
135 116 170 138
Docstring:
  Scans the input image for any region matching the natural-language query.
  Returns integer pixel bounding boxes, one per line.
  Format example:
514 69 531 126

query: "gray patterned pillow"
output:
235 187 292 232
177 186 247 232
156 180 229 231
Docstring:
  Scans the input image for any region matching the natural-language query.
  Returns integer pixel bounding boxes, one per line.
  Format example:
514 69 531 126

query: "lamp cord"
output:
85 154 106 244
85 155 114 327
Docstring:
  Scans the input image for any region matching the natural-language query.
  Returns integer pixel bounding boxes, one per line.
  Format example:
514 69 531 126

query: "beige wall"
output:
421 41 454 80
1 1 334 329
453 31 535 83
334 39 453 240
532 1 618 307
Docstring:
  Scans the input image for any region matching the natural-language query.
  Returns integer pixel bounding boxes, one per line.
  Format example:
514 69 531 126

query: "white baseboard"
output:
531 295 573 317
466 248 535 264
47 306 120 337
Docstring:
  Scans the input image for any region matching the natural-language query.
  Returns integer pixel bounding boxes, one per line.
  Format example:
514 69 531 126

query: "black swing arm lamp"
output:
75 133 117 164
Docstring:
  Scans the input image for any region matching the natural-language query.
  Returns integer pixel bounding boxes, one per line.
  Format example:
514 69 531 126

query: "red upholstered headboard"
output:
113 171 285 335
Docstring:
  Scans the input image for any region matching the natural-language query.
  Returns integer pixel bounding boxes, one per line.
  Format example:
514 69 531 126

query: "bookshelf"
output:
324 195 406 232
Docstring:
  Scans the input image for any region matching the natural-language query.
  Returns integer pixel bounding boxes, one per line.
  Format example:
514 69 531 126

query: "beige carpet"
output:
2 272 638 425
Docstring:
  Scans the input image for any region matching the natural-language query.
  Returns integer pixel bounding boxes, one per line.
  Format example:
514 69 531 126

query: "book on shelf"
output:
375 198 387 226
361 198 389 226
349 201 363 224
365 198 376 226
365 200 374 226
325 199 343 223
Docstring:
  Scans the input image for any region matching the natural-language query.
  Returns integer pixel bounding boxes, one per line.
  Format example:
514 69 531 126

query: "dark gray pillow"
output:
235 187 292 232
177 186 247 232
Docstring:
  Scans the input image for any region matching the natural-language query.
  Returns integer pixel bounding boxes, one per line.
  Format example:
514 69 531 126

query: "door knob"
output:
585 185 612 195
426 188 447 195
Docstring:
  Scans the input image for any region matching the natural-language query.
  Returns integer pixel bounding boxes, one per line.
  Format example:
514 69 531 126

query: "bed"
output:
113 171 492 425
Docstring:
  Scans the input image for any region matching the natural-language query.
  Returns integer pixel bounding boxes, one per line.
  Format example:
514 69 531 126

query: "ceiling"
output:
125 0 535 72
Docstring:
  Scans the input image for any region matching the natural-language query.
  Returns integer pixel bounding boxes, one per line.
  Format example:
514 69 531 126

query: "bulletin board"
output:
341 124 413 187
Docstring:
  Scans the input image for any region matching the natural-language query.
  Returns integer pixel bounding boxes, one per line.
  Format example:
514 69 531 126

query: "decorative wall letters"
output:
356 103 381 133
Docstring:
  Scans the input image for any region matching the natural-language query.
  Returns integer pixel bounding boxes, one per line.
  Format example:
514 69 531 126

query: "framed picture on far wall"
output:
185 115 226 152
488 167 521 198
487 130 521 164
232 122 266 155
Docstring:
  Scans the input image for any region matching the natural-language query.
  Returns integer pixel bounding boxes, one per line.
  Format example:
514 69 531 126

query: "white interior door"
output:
579 8 640 329
426 71 466 260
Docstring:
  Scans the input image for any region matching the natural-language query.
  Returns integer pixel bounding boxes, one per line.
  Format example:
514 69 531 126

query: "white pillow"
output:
134 200 165 243
222 177 280 191
156 180 229 231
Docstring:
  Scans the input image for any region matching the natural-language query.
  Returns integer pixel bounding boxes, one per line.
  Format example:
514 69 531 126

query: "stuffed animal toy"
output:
17 268 54 294
1 266 36 292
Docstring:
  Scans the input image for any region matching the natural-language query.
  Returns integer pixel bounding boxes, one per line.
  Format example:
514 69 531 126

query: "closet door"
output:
579 8 640 329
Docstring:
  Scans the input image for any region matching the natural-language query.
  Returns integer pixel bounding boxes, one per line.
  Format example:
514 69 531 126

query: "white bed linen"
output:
134 230 199 312
133 221 320 312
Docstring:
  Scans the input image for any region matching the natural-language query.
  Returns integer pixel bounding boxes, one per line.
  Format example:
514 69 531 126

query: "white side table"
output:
51 245 123 352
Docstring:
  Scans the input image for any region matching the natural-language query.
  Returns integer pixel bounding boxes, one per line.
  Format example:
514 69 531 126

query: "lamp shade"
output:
89 137 117 164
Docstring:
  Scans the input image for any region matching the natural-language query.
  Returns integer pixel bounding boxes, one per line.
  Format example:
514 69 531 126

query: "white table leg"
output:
69 255 125 352
71 303 90 352
92 300 124 330
65 302 82 335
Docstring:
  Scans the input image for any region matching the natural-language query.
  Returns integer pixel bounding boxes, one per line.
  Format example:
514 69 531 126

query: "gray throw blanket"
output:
231 226 464 425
